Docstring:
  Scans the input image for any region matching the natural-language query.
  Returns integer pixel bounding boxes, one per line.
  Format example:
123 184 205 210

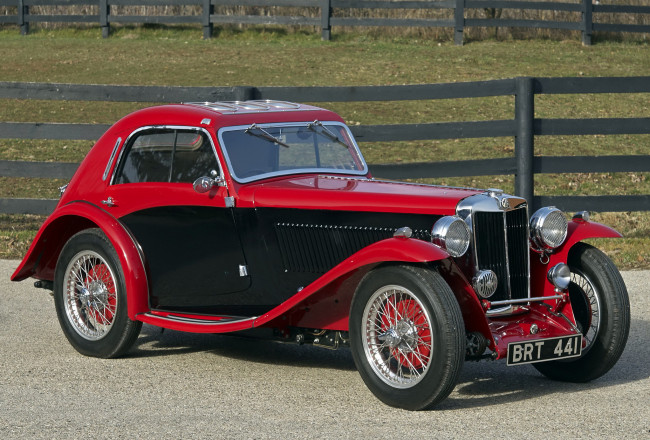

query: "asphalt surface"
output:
1 259 648 439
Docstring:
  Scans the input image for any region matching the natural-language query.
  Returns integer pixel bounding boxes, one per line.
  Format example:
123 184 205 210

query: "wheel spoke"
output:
395 346 421 379
401 340 428 369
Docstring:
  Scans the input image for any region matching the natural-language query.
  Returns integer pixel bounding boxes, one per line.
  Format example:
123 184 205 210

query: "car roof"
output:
106 101 344 135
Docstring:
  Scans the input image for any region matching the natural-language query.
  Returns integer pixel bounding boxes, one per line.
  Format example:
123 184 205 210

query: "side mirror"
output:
193 172 224 194
193 177 214 193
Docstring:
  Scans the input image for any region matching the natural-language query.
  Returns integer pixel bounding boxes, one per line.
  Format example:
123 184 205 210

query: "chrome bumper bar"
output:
488 294 564 308
485 294 566 317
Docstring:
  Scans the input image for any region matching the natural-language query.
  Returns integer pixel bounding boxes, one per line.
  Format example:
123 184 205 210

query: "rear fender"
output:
255 237 489 340
11 201 149 319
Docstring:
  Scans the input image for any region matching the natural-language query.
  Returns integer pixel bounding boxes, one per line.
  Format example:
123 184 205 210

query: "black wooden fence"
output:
0 76 649 215
1 0 649 45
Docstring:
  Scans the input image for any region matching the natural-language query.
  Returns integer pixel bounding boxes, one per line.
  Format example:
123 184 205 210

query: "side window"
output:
114 129 219 184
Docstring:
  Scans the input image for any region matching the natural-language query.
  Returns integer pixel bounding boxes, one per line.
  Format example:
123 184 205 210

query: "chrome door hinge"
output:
225 196 235 208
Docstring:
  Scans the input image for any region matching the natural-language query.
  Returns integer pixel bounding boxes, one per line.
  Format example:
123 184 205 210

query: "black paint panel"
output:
124 205 440 316
232 208 440 307
120 206 250 309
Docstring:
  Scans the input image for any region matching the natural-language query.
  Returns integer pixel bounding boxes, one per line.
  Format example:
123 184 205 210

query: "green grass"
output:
0 26 648 269
1 27 648 86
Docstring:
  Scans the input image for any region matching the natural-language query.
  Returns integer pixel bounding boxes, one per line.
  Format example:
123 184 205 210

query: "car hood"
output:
237 175 482 216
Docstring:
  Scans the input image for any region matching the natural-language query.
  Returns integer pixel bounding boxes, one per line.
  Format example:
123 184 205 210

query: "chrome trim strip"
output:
217 121 369 184
103 137 121 181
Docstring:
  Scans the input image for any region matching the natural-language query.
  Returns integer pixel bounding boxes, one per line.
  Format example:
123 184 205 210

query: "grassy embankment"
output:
0 27 648 268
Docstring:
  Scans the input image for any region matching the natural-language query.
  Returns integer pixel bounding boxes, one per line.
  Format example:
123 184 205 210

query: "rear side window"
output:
114 129 219 184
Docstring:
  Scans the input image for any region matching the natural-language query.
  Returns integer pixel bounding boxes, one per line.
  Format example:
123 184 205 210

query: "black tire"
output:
349 264 465 410
54 228 142 358
534 243 630 382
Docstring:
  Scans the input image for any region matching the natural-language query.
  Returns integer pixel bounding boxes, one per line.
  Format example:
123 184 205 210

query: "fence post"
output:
320 0 332 41
202 0 213 39
514 77 535 209
100 0 110 38
454 0 465 46
18 0 29 35
582 0 593 46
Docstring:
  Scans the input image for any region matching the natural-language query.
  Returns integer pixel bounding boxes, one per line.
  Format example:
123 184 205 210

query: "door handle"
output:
101 196 117 207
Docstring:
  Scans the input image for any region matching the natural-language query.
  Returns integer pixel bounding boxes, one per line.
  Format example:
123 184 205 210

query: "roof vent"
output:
184 100 302 113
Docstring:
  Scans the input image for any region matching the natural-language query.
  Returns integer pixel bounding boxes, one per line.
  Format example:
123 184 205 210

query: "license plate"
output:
507 334 582 366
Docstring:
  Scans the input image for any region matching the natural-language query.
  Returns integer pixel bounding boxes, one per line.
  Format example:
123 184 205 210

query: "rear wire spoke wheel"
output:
63 250 118 340
534 243 630 382
54 229 142 358
350 265 464 410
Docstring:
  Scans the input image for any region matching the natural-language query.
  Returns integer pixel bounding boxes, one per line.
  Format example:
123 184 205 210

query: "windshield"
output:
218 121 368 183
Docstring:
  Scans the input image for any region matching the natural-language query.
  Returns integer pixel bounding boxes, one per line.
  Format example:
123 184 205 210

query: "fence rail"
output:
1 0 649 44
0 76 649 215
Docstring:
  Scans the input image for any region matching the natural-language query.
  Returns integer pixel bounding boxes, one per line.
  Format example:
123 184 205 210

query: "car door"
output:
103 126 251 311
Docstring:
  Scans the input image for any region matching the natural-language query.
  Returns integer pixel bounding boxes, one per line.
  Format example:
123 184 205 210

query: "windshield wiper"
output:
245 123 291 148
307 120 350 149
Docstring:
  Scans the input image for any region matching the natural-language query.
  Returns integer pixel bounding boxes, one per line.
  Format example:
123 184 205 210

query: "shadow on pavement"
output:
130 316 648 410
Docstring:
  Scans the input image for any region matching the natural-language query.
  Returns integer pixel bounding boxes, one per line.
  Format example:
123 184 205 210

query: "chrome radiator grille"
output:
473 207 529 302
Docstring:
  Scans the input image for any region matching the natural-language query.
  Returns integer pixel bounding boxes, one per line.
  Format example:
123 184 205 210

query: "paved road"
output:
1 259 648 439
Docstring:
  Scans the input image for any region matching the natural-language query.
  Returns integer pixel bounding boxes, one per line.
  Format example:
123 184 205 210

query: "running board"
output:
137 312 257 334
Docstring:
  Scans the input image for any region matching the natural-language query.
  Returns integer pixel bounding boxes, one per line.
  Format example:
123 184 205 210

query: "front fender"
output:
11 201 149 320
562 219 621 252
531 219 622 298
254 237 484 333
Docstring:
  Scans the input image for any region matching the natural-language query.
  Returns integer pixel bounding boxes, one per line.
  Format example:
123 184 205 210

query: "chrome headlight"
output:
431 216 471 258
530 207 568 250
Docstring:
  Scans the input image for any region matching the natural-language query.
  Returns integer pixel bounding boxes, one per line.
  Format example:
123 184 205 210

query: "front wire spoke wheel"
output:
364 285 433 388
350 265 465 410
64 250 118 341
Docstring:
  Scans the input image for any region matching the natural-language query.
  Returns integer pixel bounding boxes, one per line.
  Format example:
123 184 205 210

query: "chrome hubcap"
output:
378 320 419 350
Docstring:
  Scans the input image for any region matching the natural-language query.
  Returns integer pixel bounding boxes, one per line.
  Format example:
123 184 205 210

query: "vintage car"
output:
12 100 630 410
